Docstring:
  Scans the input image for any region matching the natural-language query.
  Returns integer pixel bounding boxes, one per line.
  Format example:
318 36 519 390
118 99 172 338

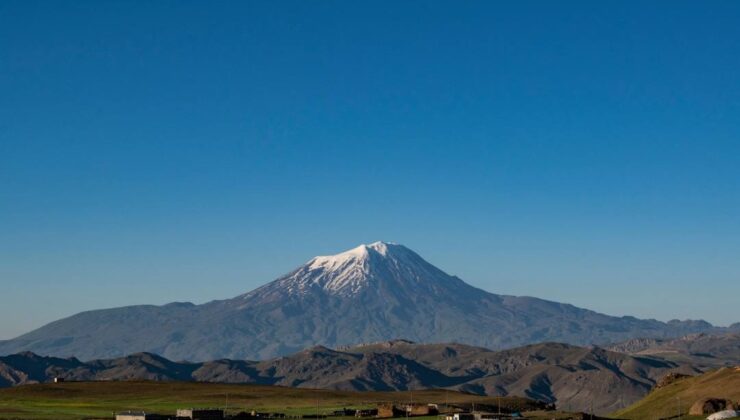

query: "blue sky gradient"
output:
1 0 739 339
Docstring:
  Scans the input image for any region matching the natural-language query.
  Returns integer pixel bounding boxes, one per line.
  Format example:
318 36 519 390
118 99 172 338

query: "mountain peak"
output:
243 241 463 299
309 241 401 269
302 241 408 295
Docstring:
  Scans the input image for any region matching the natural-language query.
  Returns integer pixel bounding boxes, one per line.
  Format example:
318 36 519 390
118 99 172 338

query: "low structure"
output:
116 412 171 420
176 408 224 420
250 411 286 418
445 412 506 420
378 403 439 418
445 414 474 420
230 412 289 420
404 404 438 417
117 412 148 420
377 404 402 418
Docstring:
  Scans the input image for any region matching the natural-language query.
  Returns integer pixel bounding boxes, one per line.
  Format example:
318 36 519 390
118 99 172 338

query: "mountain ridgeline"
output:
0 242 731 361
0 340 708 414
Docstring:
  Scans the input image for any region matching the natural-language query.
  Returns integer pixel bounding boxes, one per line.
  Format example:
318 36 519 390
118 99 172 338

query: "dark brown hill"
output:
0 340 699 414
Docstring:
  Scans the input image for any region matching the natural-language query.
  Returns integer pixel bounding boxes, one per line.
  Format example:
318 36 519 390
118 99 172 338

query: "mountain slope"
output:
0 242 727 361
0 341 700 414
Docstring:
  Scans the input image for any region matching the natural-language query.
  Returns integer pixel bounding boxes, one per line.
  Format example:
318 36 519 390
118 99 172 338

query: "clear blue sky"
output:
1 1 739 339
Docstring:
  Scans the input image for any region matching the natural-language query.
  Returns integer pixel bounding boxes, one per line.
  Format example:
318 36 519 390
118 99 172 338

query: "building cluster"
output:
115 402 522 420
116 408 226 420
374 403 439 418
445 412 519 420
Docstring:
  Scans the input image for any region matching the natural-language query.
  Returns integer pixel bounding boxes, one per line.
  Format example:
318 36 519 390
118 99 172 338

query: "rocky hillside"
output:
0 341 700 414
607 332 740 369
614 367 740 420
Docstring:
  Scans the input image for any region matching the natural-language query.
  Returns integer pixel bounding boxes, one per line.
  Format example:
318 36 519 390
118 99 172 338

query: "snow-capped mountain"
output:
0 242 726 361
241 241 473 300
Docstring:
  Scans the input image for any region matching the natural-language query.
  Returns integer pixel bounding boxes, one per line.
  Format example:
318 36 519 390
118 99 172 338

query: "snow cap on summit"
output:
249 241 451 297
310 241 397 267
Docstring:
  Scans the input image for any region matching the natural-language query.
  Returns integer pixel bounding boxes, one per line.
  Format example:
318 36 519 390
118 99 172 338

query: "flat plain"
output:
0 381 538 420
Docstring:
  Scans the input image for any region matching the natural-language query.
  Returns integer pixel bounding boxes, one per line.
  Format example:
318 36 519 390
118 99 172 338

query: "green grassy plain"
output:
0 381 537 420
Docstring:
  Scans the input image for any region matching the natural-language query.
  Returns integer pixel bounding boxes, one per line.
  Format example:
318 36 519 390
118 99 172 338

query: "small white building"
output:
176 408 224 420
116 412 147 420
115 411 168 420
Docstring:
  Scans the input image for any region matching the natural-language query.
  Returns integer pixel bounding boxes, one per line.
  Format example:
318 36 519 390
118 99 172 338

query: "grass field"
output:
613 367 740 420
0 381 539 420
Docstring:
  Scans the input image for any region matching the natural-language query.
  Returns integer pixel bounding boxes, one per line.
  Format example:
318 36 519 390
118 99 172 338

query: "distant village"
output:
114 402 538 420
